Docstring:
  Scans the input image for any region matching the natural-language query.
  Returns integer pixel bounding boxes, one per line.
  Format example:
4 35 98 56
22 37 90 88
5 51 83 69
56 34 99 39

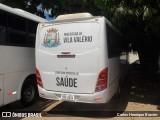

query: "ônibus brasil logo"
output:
42 28 61 48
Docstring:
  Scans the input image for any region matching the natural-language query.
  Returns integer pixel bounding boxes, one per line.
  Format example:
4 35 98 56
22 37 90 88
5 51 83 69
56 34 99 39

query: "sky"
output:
37 3 55 21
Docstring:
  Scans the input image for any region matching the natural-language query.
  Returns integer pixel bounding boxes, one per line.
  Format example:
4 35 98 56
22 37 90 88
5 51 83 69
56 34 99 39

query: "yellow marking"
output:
42 100 63 116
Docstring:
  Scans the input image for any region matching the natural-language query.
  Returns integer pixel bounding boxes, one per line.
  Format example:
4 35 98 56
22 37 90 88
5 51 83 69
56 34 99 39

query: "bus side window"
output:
28 21 37 34
8 32 26 46
8 15 25 31
107 24 121 58
26 20 38 47
7 14 26 46
0 10 7 45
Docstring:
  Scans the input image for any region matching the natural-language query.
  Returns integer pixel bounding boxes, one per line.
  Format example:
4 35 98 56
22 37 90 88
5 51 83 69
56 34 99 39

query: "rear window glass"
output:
39 22 99 52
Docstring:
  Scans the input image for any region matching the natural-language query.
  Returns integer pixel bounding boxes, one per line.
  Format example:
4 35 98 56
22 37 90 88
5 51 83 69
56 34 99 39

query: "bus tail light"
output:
95 68 108 92
36 68 43 88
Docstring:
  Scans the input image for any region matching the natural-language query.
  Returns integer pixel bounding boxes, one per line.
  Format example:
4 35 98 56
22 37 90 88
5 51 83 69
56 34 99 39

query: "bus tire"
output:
21 76 38 107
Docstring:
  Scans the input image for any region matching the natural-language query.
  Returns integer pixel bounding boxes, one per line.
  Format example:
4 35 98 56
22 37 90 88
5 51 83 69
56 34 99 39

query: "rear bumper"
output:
38 86 110 103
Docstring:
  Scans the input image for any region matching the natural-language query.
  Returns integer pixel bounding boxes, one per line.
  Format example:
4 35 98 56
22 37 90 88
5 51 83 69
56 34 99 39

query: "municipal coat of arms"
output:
42 28 61 47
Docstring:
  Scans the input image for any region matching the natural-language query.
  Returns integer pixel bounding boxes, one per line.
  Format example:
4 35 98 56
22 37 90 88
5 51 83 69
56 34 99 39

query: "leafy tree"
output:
95 0 160 79
1 0 160 79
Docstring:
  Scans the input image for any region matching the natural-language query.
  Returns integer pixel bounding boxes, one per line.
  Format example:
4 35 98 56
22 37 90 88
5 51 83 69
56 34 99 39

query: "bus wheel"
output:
21 77 38 107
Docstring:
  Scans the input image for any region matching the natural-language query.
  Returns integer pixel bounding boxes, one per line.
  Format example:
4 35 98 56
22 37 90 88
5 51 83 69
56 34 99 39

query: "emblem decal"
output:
42 28 61 47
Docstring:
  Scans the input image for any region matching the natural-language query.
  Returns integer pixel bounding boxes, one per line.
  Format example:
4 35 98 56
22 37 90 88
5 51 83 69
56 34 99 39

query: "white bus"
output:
0 3 47 107
36 13 128 103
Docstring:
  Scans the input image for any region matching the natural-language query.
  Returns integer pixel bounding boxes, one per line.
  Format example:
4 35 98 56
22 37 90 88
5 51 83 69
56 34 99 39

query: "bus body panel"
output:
108 57 120 98
38 85 110 103
0 75 3 106
38 49 99 93
0 3 47 106
37 21 100 94
0 46 35 105
3 71 35 105
36 16 127 103
0 46 35 74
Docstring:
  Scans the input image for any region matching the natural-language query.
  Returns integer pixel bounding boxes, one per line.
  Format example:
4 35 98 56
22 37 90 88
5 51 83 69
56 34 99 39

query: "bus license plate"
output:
61 94 75 101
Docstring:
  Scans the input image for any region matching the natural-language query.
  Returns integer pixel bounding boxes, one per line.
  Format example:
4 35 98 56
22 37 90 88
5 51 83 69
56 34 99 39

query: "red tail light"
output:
61 52 71 54
36 68 43 88
95 68 108 92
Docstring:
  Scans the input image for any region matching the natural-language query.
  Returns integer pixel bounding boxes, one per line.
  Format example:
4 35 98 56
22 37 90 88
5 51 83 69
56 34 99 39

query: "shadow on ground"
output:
47 78 131 118
47 61 160 118
0 98 55 120
129 60 160 106
128 72 160 106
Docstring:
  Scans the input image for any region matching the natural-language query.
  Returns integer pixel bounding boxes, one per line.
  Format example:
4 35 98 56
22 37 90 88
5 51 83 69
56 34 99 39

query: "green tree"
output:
1 0 160 78
95 0 160 79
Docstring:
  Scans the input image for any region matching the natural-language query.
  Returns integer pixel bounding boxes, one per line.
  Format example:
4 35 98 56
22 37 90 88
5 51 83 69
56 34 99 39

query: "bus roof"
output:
42 13 122 37
56 13 93 20
0 3 47 22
